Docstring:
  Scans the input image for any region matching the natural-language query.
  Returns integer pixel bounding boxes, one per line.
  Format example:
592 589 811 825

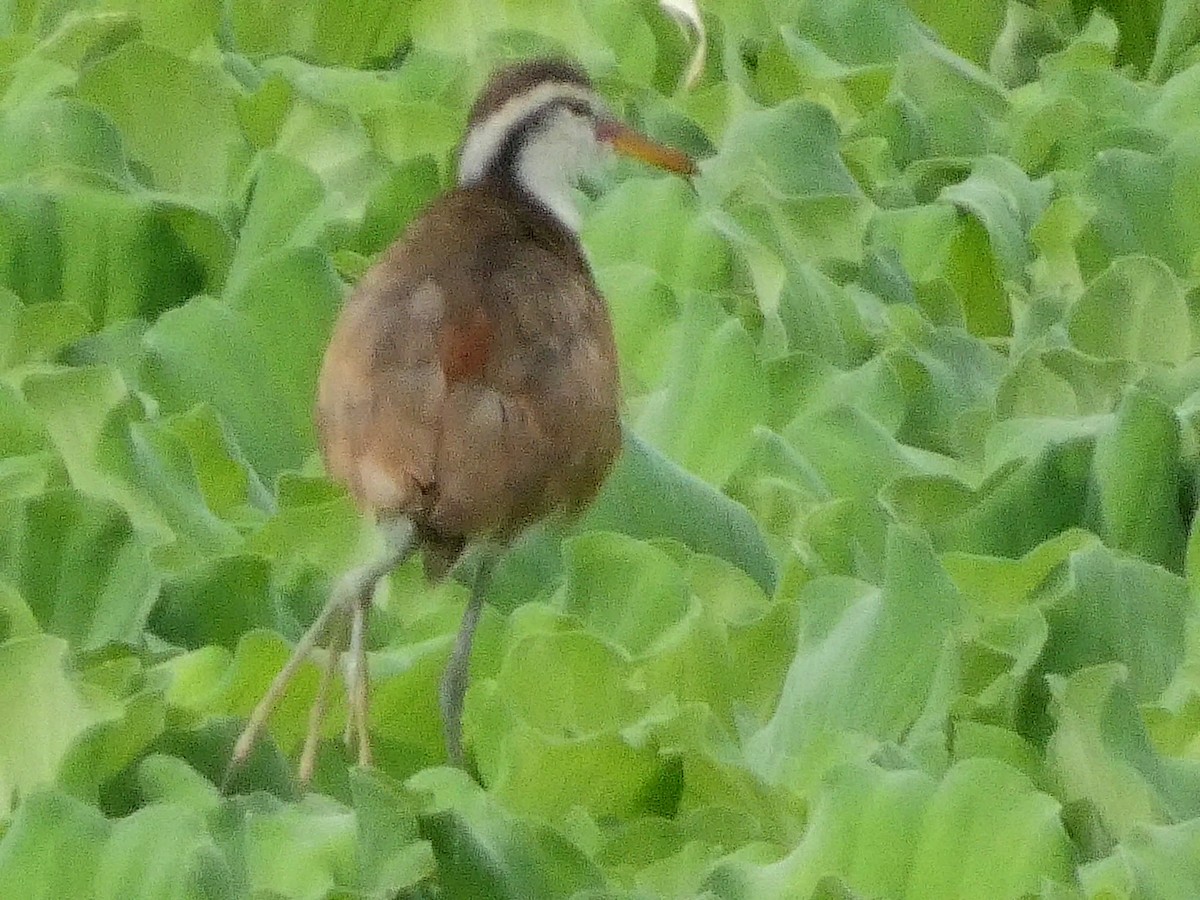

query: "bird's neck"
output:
511 146 582 232
477 176 588 268
459 132 583 234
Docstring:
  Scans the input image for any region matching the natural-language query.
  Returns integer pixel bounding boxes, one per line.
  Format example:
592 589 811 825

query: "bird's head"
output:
456 58 695 232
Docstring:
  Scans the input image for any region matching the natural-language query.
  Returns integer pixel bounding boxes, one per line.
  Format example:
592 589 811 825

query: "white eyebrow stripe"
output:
457 82 598 185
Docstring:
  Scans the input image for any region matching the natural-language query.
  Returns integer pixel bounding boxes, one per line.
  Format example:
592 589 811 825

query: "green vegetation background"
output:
2 0 1200 896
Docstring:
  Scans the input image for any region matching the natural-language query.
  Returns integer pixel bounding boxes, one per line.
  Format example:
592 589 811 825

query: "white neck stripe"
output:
457 82 597 186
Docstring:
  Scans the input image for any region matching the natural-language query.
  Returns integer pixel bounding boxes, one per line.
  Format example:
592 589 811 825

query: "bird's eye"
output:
561 99 593 120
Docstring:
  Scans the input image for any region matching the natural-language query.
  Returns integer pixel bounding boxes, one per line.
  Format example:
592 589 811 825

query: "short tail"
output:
418 525 466 581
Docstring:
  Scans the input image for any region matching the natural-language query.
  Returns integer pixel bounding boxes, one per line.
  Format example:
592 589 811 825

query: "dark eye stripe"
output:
560 99 592 118
484 96 596 183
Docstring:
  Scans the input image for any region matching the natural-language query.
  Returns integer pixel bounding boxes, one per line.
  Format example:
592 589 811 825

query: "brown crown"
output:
467 58 594 127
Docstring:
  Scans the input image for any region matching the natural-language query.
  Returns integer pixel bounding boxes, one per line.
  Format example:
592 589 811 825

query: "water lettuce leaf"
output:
1 0 1199 896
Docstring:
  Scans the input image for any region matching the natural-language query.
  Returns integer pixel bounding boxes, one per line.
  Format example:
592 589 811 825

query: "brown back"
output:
315 184 621 568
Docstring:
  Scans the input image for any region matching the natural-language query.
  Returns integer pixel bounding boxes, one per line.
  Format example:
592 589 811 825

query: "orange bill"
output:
599 121 697 176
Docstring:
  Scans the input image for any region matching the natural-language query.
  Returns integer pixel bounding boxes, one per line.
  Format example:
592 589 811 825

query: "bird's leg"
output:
226 516 416 786
439 554 496 769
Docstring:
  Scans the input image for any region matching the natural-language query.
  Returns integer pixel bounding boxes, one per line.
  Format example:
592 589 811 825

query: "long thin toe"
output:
227 519 418 788
347 597 373 767
298 645 341 789
224 603 343 786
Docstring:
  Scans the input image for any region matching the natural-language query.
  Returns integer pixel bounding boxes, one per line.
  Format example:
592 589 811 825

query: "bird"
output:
227 57 696 785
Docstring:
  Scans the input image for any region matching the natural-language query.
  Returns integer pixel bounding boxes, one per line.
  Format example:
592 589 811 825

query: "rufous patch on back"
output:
439 308 494 384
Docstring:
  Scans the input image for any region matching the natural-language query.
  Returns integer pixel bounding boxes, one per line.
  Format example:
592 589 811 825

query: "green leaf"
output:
229 0 410 65
700 99 873 268
411 768 605 900
893 38 1008 157
635 296 768 486
135 754 223 811
773 262 876 366
60 685 166 811
1085 387 1186 570
224 152 328 290
143 248 343 479
938 155 1052 335
885 439 1094 558
161 403 272 527
0 491 157 649
0 789 109 898
906 0 1007 67
0 98 134 183
594 263 680 394
473 689 662 821
1068 255 1191 365
77 42 251 206
1046 665 1200 842
793 0 929 65
94 802 235 900
19 366 240 561
586 177 734 298
558 532 691 656
0 180 225 324
102 0 221 53
492 626 645 741
242 794 358 897
492 429 777 609
943 529 1097 611
151 554 276 650
995 352 1080 419
908 757 1074 897
783 405 913 502
706 758 1073 899
0 289 90 369
1039 545 1191 706
0 636 121 816
268 95 394 230
1077 152 1190 279
702 100 862 201
1108 820 1200 898
746 527 961 783
1148 58 1200 134
889 326 1007 457
349 767 436 895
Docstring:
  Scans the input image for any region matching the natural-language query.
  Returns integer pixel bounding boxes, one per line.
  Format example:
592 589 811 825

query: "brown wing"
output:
431 246 622 540
315 187 621 545
315 251 445 515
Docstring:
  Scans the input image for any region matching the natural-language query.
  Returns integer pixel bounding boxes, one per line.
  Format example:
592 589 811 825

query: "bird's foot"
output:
223 517 416 793
300 590 375 785
224 571 376 792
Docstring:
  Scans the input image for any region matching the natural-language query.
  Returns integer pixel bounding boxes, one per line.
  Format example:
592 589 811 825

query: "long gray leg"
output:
226 516 417 787
439 554 495 769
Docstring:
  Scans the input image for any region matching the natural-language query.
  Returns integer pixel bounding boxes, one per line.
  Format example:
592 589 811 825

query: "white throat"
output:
458 81 601 233
513 129 586 231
